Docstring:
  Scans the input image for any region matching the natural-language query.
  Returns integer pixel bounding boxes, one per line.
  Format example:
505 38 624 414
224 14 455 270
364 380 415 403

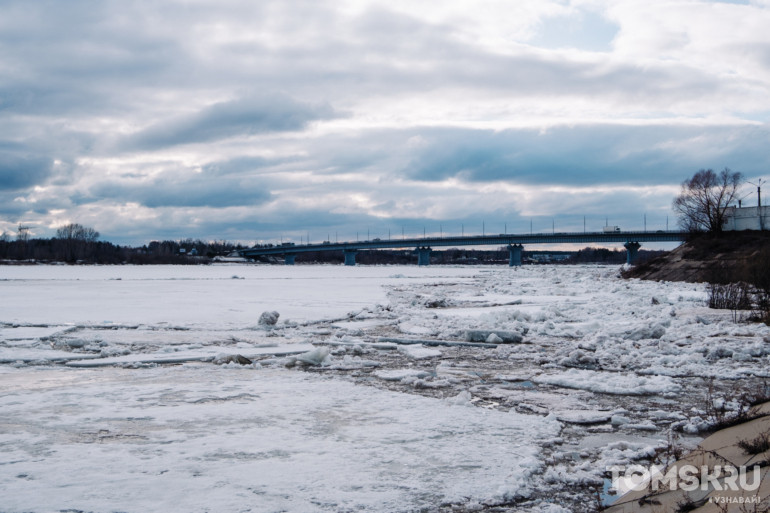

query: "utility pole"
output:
644 213 647 232
16 224 30 242
462 224 464 237
482 221 485 236
583 216 586 233
749 179 765 230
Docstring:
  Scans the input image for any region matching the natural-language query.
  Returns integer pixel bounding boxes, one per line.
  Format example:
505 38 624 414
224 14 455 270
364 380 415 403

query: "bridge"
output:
239 230 688 266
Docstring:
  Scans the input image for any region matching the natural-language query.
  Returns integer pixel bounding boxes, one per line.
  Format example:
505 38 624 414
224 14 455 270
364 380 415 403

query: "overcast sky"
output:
1 0 769 246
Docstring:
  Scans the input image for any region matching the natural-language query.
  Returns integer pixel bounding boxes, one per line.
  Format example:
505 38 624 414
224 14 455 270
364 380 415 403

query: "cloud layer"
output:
1 0 768 245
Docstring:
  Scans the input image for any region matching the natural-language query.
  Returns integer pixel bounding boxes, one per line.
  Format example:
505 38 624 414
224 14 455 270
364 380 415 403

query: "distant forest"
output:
1 231 244 265
0 224 665 265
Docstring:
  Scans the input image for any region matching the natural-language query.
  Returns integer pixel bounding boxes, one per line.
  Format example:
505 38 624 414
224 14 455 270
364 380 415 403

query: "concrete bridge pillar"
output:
343 249 358 266
624 241 641 265
415 246 432 266
507 244 523 267
284 254 297 265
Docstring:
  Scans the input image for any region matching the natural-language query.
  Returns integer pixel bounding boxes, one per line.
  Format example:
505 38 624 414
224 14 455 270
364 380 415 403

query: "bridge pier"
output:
624 241 641 265
284 254 297 265
507 244 523 267
415 246 432 266
343 249 358 266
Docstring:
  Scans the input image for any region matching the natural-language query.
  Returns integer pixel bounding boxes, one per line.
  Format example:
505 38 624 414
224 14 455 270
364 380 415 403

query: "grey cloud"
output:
85 173 272 209
122 94 338 151
0 2 188 118
100 207 368 246
185 123 768 193
0 1 737 128
400 125 770 186
0 193 30 218
311 8 721 104
201 156 289 176
0 153 53 190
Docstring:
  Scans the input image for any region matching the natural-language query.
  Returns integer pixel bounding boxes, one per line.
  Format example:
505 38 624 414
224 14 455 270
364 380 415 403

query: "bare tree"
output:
673 168 742 233
55 223 100 262
56 223 99 242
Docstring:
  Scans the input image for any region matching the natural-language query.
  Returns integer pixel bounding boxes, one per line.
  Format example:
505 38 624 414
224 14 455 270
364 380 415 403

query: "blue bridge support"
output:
415 246 432 266
284 254 297 265
343 249 358 266
624 241 641 265
508 244 523 267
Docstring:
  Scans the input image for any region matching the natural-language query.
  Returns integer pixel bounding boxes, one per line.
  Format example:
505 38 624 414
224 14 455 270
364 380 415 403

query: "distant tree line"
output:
0 223 244 264
289 247 663 265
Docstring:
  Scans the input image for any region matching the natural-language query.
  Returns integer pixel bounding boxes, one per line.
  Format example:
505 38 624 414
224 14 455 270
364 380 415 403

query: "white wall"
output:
723 206 770 231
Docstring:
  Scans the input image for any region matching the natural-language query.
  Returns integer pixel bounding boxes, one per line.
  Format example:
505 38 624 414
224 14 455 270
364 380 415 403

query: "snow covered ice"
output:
0 366 558 512
2 263 770 512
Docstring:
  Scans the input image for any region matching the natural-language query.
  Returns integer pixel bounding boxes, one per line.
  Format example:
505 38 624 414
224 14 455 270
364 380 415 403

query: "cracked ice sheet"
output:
533 369 682 396
0 326 68 342
0 365 559 513
45 327 287 350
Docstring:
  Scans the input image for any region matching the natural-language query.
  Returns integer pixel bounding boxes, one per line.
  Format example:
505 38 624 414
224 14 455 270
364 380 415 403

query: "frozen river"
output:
2 264 769 512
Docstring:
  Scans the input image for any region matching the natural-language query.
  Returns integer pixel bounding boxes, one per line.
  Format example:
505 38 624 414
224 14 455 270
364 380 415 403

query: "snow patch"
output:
398 344 441 359
374 369 432 381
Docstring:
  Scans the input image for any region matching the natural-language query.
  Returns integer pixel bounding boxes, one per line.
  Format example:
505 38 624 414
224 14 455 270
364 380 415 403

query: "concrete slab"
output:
605 486 712 513
749 401 770 418
697 415 770 467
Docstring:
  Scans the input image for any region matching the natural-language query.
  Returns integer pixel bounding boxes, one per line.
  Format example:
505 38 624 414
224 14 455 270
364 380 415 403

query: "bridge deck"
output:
240 231 687 258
